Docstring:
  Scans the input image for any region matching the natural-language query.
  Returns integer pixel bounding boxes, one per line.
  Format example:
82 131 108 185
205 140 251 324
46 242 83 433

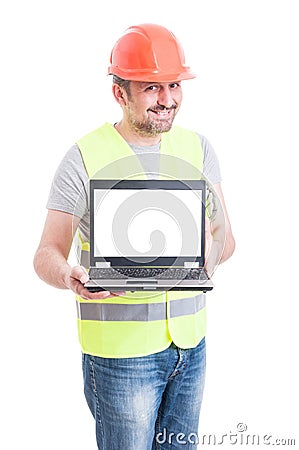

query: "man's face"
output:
123 81 183 137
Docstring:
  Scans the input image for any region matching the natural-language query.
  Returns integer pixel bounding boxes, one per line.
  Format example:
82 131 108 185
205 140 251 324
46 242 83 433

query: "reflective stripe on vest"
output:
77 294 206 322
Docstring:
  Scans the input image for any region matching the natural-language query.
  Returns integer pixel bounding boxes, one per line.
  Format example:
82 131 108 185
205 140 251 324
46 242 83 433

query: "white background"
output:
1 0 298 448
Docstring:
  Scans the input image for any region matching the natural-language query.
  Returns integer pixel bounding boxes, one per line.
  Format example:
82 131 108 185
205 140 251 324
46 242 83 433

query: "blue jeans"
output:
82 338 206 449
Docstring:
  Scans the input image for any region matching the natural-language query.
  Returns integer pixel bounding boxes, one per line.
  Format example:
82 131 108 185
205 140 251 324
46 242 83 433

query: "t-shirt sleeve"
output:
197 134 222 184
46 144 89 218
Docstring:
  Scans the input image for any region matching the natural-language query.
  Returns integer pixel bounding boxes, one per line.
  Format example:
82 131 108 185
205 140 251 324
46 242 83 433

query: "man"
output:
34 24 235 449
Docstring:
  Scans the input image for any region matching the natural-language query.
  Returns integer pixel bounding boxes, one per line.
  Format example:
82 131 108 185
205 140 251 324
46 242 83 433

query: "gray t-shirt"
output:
47 131 221 242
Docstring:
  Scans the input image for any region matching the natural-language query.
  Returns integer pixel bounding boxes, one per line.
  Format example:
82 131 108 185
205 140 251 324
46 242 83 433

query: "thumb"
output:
71 265 89 284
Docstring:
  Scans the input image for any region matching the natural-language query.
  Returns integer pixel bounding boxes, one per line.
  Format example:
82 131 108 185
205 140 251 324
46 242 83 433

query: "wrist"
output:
61 264 72 289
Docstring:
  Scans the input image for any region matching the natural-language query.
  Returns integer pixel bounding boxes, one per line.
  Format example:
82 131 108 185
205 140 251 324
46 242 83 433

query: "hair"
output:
112 74 131 98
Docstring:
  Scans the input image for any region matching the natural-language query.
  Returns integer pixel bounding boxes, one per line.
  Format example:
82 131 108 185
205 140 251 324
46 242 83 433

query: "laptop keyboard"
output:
89 267 208 281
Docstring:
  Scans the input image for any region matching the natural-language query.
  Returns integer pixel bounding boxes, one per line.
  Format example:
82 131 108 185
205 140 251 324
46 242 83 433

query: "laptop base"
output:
84 279 213 293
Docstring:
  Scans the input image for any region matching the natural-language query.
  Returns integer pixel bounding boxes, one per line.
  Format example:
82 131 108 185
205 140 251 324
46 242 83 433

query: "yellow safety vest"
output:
76 122 206 358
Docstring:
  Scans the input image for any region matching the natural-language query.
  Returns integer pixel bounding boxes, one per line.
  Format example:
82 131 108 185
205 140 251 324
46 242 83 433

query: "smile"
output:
148 108 174 117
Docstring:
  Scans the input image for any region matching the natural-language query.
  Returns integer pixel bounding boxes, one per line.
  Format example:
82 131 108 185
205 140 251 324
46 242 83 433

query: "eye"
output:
169 82 181 89
146 84 159 92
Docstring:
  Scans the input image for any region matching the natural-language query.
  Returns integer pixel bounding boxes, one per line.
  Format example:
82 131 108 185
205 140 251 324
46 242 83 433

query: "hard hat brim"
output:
108 66 196 82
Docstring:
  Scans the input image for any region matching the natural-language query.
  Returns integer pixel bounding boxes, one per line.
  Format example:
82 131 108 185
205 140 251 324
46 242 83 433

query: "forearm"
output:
219 224 236 264
219 229 235 264
33 210 118 300
205 225 235 276
33 245 72 290
205 183 235 275
205 238 223 276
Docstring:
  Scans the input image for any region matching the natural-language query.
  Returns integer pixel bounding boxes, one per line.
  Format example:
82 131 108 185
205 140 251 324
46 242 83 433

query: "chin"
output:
153 120 174 133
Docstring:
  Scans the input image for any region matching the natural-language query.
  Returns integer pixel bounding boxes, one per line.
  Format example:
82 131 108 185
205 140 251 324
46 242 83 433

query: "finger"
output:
75 283 111 300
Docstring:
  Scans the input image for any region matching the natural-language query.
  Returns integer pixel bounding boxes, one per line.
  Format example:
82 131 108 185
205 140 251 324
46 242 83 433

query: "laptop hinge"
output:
184 261 199 268
95 261 111 268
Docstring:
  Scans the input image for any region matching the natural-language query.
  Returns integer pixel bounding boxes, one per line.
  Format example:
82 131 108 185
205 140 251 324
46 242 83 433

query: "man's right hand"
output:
65 265 125 300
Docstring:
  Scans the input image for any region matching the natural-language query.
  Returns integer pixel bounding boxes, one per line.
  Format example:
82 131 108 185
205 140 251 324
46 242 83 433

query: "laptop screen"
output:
90 180 206 267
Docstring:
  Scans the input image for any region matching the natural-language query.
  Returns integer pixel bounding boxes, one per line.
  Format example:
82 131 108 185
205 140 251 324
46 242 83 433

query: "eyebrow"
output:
138 82 158 88
138 82 180 89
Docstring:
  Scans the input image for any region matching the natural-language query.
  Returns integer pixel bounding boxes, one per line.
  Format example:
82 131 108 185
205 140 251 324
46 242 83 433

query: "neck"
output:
114 121 161 146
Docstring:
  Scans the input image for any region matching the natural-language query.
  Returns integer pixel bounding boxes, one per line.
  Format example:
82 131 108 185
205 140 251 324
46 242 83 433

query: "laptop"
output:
84 179 213 292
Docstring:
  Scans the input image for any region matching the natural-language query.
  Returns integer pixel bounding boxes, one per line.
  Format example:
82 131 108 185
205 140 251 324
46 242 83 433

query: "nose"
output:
157 87 174 109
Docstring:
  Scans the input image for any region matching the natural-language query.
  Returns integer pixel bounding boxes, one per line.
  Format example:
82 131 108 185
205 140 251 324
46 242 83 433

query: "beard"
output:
128 105 178 137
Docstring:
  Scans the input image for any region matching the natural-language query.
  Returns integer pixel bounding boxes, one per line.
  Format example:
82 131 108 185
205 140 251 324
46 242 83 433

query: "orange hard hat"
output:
108 23 196 82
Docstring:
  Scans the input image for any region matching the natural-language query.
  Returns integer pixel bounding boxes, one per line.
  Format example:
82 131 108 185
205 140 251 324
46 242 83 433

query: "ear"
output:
112 84 128 107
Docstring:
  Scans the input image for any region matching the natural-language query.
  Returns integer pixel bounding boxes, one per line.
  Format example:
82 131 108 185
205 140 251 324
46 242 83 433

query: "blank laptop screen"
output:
92 187 203 259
